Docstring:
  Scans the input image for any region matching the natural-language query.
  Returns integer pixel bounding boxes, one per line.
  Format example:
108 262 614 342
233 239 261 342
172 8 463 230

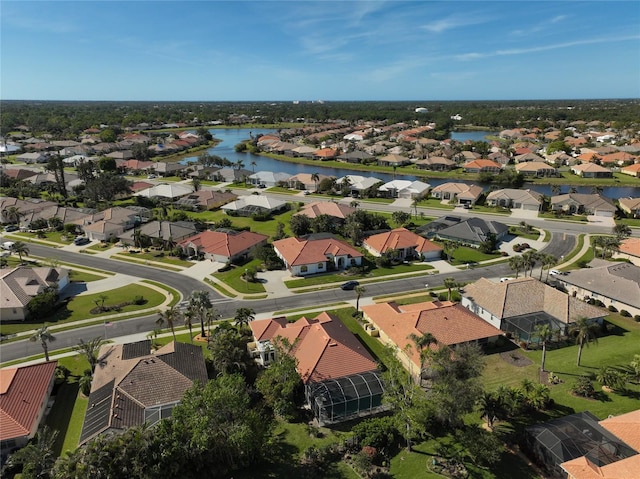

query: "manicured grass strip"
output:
558 233 585 267
204 278 238 297
141 280 181 306
111 253 183 271
122 251 192 267
0 284 165 336
69 270 106 282
272 302 349 315
212 259 266 293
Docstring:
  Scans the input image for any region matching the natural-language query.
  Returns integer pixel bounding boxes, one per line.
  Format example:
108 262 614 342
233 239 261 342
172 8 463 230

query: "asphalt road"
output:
0 232 577 363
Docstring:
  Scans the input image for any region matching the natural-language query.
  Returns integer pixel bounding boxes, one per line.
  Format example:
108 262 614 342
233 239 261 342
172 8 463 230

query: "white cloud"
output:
422 14 488 34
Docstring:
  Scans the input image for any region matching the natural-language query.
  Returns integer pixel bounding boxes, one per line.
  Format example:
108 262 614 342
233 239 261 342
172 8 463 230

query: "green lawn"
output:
264 186 300 195
10 230 74 245
0 284 166 336
447 245 502 265
187 207 297 237
467 205 511 215
212 258 266 293
120 250 192 267
538 212 588 222
111 253 183 271
68 269 106 282
509 226 542 241
284 260 434 289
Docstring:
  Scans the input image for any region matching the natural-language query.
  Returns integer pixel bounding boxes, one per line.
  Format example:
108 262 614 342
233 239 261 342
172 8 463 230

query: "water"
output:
450 130 498 142
181 129 640 199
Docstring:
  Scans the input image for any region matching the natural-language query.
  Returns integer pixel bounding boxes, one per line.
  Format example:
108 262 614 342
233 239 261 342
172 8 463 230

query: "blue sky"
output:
2 1 639 101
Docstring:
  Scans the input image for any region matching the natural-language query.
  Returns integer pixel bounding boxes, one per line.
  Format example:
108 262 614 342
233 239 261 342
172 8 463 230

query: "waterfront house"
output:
550 193 617 217
378 179 430 199
462 159 501 173
179 230 268 263
570 163 613 178
485 188 543 212
429 182 483 206
619 197 640 218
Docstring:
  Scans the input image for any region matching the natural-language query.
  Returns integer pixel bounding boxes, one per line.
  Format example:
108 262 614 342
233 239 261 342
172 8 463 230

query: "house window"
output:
301 265 308 273
318 263 324 269
350 258 356 266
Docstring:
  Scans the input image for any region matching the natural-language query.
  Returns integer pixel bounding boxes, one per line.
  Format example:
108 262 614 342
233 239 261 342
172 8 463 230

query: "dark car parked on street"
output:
340 280 360 291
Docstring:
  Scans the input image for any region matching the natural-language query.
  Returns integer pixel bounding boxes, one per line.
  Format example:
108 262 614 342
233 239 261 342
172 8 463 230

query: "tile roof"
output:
361 301 501 368
294 201 356 220
1 266 68 310
0 361 57 441
462 277 604 323
179 230 268 258
273 236 363 267
619 237 640 258
363 227 442 255
249 312 378 383
80 341 207 445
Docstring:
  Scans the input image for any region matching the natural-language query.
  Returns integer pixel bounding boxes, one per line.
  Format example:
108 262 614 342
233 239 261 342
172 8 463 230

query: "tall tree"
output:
74 337 105 372
533 324 553 372
30 325 56 362
3 426 58 479
508 255 525 278
613 224 632 241
234 307 255 330
156 305 182 342
311 172 320 192
11 240 30 264
189 290 212 338
443 277 458 301
354 285 366 312
2 205 22 225
207 327 250 375
573 317 599 366
408 332 437 387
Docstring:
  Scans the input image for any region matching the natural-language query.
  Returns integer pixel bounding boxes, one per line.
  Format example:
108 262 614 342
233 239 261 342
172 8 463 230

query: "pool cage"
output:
502 311 567 343
525 411 638 478
305 371 387 426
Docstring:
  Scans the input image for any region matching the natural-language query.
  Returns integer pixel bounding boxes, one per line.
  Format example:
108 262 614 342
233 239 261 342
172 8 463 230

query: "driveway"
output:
510 209 540 220
587 215 616 228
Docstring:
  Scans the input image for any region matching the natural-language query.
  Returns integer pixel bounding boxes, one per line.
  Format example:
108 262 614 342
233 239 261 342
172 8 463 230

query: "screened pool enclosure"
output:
306 371 387 426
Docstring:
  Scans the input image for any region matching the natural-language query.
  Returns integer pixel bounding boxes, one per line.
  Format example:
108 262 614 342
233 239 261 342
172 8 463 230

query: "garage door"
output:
595 210 614 217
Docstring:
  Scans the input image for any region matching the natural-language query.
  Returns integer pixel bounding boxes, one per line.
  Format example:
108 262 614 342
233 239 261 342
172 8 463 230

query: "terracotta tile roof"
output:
179 230 268 258
462 277 604 323
361 301 500 368
363 227 442 255
294 201 356 220
250 312 378 383
463 159 501 169
619 237 640 258
273 236 363 267
600 409 640 450
0 361 57 441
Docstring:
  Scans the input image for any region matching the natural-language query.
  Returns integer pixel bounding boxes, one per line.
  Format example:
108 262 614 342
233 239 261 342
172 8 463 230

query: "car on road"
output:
499 277 513 282
549 269 564 276
4 225 19 232
73 237 90 246
340 280 360 291
303 190 310 195
2 241 15 250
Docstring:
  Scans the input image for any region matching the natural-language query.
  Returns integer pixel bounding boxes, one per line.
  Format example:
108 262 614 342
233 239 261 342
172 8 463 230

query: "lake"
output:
450 130 498 142
181 128 640 199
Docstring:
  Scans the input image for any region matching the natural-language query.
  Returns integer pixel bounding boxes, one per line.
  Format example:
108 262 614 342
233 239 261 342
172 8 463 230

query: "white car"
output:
500 277 513 282
549 269 563 276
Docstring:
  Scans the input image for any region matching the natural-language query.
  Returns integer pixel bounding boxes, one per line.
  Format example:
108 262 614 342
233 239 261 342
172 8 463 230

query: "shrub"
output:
571 375 596 398
619 310 631 317
634 315 640 322
608 305 618 312
133 295 146 305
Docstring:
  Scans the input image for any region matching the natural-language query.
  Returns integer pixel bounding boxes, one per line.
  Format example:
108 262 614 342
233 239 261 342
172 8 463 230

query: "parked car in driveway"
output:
340 280 360 290
73 237 90 246
3 225 19 232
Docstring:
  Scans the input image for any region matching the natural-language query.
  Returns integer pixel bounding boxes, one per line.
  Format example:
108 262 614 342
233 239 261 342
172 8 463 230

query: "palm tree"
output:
350 200 360 209
443 277 458 301
521 250 538 277
2 205 22 225
311 172 320 193
30 325 56 362
408 332 437 386
550 184 561 196
74 337 105 372
533 324 553 372
478 391 501 430
183 308 196 344
250 160 257 173
613 224 632 241
234 159 245 170
11 240 29 264
205 308 220 338
572 317 599 366
540 254 558 282
234 307 255 330
411 198 419 218
191 177 201 192
354 285 366 311
189 290 212 337
132 228 142 249
156 305 182 341
508 255 525 278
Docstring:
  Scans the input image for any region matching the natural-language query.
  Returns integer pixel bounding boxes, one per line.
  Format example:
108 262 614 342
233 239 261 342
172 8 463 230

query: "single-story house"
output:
363 227 443 261
16 152 47 164
174 190 237 211
377 153 411 167
118 220 198 247
135 183 193 199
416 216 509 247
179 229 268 263
378 179 430 199
212 167 253 183
293 201 356 222
485 188 543 211
514 152 545 163
221 195 287 217
620 163 640 178
555 262 640 318
361 301 502 378
560 409 640 479
515 161 558 177
415 156 456 171
618 197 640 218
430 182 483 206
462 159 501 173
0 266 70 321
150 161 188 177
0 361 58 456
273 235 363 276
525 410 640 479
616 237 640 266
119 159 153 174
287 173 332 192
570 163 613 178
461 277 604 341
248 171 292 187
335 175 384 197
79 206 143 242
248 312 385 426
313 148 340 161
336 150 374 164
550 194 617 217
79 341 208 446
